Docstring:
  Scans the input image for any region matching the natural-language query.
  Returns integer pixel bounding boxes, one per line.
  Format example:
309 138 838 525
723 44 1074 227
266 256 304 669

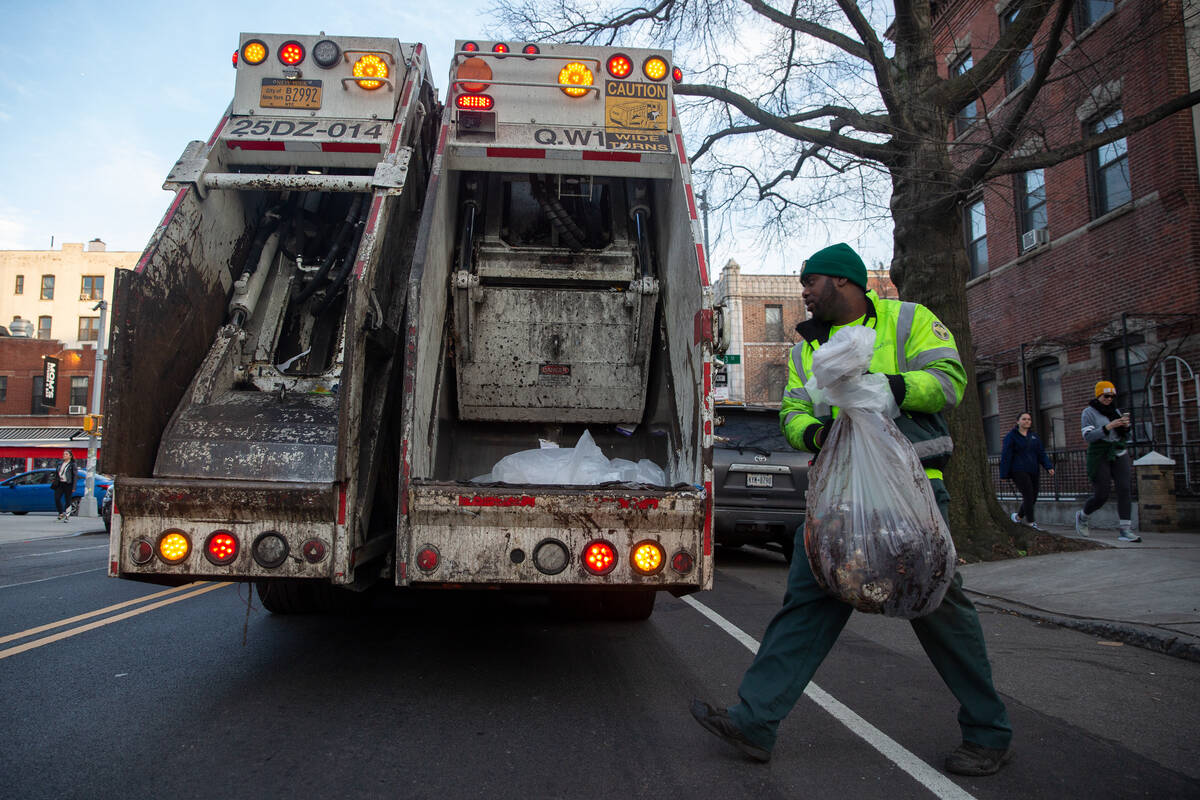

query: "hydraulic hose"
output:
295 193 366 303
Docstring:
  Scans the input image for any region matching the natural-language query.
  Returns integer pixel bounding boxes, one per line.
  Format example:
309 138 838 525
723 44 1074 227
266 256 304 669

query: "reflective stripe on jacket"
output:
779 290 966 478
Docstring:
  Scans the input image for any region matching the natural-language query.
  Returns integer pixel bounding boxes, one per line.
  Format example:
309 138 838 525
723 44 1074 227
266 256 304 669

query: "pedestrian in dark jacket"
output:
1076 381 1140 542
999 412 1054 529
52 450 78 521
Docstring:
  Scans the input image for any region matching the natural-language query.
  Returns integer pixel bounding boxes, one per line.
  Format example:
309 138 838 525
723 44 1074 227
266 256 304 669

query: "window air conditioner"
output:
80 293 94 301
68 405 87 415
1021 228 1049 251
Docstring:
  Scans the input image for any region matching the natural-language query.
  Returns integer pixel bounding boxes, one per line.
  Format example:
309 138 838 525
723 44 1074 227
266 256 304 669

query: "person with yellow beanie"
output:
1076 380 1140 541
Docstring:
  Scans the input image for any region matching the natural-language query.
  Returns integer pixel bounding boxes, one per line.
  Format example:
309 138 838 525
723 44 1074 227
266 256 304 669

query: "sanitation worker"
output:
690 243 1013 776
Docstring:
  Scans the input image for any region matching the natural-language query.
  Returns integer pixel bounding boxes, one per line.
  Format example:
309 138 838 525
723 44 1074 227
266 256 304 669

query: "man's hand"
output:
1106 414 1131 431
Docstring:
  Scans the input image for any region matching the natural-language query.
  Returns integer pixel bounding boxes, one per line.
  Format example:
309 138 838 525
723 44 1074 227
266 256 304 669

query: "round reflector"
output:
157 530 190 564
252 531 289 569
462 41 479 53
231 51 238 68
671 550 695 575
533 538 570 575
416 545 440 572
278 41 305 66
643 56 668 81
204 531 239 565
301 539 327 563
241 40 268 66
632 541 665 575
606 54 632 79
130 538 154 566
583 540 617 575
522 44 540 58
353 54 389 90
558 62 594 97
492 42 509 54
456 93 495 110
672 66 683 83
457 56 492 94
313 39 341 69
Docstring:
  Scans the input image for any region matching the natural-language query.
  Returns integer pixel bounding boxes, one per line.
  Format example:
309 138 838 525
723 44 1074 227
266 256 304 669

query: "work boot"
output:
689 699 771 763
1075 510 1089 536
944 742 1013 776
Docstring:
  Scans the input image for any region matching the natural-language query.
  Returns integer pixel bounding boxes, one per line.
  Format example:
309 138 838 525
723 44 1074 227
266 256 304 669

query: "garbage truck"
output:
106 35 716 620
393 41 715 618
104 32 441 610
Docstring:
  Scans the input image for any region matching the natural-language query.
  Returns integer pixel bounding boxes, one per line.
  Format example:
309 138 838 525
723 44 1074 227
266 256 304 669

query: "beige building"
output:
0 240 138 349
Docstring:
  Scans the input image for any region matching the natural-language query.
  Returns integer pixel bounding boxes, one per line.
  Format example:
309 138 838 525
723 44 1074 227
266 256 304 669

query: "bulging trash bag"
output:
474 430 666 486
803 328 956 619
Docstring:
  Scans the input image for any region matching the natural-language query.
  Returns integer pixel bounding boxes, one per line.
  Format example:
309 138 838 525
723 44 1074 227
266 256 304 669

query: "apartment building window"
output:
766 363 788 404
1105 337 1149 442
764 304 784 341
951 51 977 136
31 376 49 415
70 376 89 409
1076 0 1114 30
37 316 52 339
78 316 100 342
1017 169 1047 248
978 374 1001 454
1004 6 1035 93
1031 359 1064 449
81 275 104 301
40 275 55 300
1088 108 1131 216
14 275 23 295
0 375 6 402
964 196 988 277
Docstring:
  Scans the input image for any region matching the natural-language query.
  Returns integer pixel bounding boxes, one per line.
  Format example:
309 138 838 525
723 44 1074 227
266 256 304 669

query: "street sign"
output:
42 356 58 406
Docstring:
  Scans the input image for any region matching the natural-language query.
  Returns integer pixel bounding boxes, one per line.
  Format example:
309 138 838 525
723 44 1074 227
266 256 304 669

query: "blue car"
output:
0 468 113 515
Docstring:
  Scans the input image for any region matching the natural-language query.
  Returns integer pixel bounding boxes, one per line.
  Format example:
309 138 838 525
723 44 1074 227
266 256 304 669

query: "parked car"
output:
100 484 112 533
0 468 113 516
713 404 809 561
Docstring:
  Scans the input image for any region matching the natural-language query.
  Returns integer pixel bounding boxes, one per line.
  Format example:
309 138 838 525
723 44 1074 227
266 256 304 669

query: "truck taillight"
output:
204 531 239 565
558 62 594 97
522 44 540 57
456 94 494 110
241 40 268 66
457 57 492 93
462 41 479 52
278 41 305 66
606 54 632 79
671 550 695 575
643 56 668 81
631 542 664 576
416 545 440 572
130 539 154 566
583 541 617 575
353 54 388 90
157 531 191 564
492 42 509 54
672 66 683 83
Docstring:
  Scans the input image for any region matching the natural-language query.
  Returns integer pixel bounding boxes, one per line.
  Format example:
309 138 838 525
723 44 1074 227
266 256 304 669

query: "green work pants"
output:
727 481 1012 753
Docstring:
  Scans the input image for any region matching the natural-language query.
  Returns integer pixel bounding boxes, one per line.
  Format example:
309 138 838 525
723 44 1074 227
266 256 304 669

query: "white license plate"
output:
746 473 773 488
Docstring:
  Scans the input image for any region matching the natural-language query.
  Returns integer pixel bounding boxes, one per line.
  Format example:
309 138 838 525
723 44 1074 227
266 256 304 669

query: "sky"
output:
0 0 888 274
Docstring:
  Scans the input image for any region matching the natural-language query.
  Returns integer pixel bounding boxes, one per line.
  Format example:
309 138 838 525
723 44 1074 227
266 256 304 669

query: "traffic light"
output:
82 414 103 434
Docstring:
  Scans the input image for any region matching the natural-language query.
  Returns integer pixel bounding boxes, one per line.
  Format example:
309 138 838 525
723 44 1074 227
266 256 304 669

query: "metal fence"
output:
988 443 1200 500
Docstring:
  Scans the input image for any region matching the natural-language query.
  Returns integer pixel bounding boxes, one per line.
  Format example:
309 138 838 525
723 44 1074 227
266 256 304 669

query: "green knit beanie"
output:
801 243 868 290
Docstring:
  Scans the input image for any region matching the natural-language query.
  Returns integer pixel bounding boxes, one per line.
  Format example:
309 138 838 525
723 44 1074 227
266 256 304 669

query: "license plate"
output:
260 78 322 109
746 473 773 488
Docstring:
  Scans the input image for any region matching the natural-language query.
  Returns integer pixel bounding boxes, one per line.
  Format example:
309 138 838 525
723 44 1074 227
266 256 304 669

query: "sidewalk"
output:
960 525 1200 663
0 511 107 544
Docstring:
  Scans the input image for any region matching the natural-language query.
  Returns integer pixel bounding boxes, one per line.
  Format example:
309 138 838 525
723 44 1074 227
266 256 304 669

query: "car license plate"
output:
260 78 322 109
746 473 773 488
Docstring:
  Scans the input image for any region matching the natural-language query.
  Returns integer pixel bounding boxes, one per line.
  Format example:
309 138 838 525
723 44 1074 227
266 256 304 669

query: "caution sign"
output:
605 131 670 152
604 80 667 132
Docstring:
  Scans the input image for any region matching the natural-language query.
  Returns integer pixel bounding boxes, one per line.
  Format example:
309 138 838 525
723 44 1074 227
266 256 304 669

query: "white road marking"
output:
682 594 979 800
8 545 108 560
0 567 105 589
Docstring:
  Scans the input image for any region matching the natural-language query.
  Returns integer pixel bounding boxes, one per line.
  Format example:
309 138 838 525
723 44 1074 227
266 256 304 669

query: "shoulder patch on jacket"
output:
931 320 950 341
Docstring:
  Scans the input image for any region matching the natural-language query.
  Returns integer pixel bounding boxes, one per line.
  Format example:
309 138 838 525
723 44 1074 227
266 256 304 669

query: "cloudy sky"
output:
0 0 887 273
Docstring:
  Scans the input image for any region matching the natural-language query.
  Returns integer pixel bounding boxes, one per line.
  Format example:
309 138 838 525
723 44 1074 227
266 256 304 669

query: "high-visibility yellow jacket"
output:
780 290 966 480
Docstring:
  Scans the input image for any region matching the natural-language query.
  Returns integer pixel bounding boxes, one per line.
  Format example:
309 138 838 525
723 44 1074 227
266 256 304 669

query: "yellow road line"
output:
0 582 210 645
0 582 231 660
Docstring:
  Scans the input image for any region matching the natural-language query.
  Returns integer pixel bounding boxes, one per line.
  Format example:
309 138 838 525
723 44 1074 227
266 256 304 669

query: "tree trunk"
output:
889 152 1029 562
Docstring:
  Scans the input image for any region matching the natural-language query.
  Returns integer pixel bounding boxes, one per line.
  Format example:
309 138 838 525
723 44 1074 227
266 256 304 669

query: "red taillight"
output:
522 44 540 57
462 41 479 52
301 539 327 564
231 50 238 68
456 94 494 110
278 41 305 66
583 541 617 576
671 550 695 575
607 54 632 79
416 545 440 572
672 66 683 83
492 42 509 54
205 531 239 565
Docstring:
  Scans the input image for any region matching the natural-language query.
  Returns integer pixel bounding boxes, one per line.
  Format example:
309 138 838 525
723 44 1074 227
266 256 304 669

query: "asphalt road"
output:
1 531 1198 800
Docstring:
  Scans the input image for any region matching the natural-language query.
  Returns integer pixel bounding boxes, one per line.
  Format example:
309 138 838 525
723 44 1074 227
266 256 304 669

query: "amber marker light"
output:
158 530 190 564
353 54 389 90
278 41 305 66
632 541 664 575
242 40 268 66
457 56 493 93
558 62 594 97
583 540 617 575
643 55 668 81
606 54 632 79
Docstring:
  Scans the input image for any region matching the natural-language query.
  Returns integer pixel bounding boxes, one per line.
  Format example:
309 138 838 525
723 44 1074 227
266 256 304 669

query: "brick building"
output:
935 0 1200 492
712 259 897 406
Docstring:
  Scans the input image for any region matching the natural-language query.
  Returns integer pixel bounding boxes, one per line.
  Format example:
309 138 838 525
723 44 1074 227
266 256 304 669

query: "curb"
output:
968 592 1200 664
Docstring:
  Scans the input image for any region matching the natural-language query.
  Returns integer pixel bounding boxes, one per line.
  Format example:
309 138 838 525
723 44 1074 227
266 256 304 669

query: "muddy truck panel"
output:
106 33 440 588
396 43 716 599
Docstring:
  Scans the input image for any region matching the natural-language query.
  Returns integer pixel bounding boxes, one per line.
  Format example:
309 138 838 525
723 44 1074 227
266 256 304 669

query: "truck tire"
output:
255 579 370 614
